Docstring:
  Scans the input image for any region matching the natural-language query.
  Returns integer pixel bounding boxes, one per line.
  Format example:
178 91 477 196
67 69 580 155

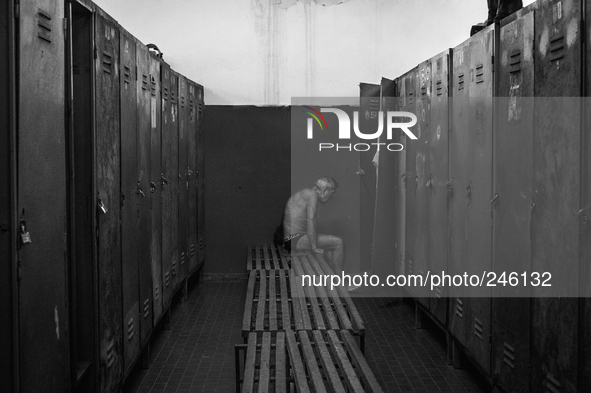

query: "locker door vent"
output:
124 65 131 85
142 74 148 91
199 239 204 251
102 52 113 74
171 88 176 103
190 98 195 122
407 92 414 106
546 373 561 393
127 318 135 341
165 271 170 287
474 318 484 340
37 9 53 43
154 284 159 300
502 342 515 369
106 340 115 368
408 259 413 274
163 86 169 101
509 50 522 74
150 75 156 96
458 73 465 90
190 244 195 257
172 260 177 275
436 80 443 96
435 286 442 299
181 94 186 108
143 299 150 318
475 64 484 84
180 251 186 265
455 299 463 318
549 35 565 62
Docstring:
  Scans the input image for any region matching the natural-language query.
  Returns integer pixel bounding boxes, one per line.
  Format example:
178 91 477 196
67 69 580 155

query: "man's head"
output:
314 176 338 204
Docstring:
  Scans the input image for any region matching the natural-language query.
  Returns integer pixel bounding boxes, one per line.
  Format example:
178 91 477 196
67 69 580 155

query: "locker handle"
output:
490 193 499 205
426 175 433 188
161 174 169 185
150 182 156 193
137 183 145 198
466 184 471 200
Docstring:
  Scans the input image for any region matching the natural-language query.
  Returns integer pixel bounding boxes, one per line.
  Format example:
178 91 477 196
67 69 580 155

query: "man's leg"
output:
495 0 522 23
296 233 344 274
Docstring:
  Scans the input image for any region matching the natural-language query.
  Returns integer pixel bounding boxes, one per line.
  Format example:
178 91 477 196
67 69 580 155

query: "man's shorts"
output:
283 233 304 252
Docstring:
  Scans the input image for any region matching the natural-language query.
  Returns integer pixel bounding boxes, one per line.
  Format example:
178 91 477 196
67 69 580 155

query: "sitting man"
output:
282 177 344 275
471 0 522 36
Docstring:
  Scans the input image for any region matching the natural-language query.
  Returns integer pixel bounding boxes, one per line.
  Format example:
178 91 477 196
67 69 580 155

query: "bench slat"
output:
258 332 271 392
242 333 258 393
327 330 364 393
279 270 291 330
341 330 385 393
242 270 257 335
292 256 312 330
296 257 326 330
247 245 253 271
255 246 262 270
269 270 277 331
270 244 280 269
312 330 346 392
286 330 311 393
275 332 287 393
290 271 304 331
255 271 267 332
263 244 271 270
301 256 340 330
298 331 328 393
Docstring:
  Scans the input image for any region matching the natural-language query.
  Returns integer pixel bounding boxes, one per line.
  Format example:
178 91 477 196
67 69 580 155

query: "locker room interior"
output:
2 0 591 392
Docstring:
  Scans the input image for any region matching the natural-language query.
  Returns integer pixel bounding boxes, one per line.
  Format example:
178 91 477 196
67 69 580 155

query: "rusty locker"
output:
491 6 535 392
160 61 174 310
196 84 205 267
119 28 140 377
428 49 451 327
530 0 581 391
136 42 153 352
449 25 494 376
187 81 198 274
169 71 181 291
178 75 189 283
149 54 163 325
17 0 69 391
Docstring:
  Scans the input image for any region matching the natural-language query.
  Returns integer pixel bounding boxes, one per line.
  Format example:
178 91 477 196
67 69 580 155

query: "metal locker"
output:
149 54 163 325
169 71 181 291
449 25 494 376
358 83 380 274
396 78 406 276
178 75 189 283
119 28 140 377
531 0 581 391
0 0 15 390
160 61 173 310
136 42 153 350
370 78 400 282
401 68 419 297
17 0 69 391
414 60 431 306
94 8 124 390
187 81 198 274
428 49 451 327
492 7 535 393
196 84 205 267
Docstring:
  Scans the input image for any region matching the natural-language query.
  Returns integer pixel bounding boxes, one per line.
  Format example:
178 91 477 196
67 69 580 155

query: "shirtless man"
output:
282 177 344 274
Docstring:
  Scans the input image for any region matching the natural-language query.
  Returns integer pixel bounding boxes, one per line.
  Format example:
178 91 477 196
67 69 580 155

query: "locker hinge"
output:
14 0 19 19
63 18 68 39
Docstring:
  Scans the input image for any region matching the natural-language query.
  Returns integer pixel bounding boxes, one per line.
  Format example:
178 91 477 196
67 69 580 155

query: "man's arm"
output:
306 191 322 253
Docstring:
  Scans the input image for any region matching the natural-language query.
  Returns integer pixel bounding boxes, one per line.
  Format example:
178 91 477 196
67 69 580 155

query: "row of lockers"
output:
370 0 591 391
1 0 205 392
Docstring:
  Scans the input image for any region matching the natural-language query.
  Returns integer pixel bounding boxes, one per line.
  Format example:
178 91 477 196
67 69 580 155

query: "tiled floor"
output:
124 280 489 393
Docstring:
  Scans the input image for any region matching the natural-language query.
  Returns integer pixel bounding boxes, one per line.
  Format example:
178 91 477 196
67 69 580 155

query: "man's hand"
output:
312 248 324 254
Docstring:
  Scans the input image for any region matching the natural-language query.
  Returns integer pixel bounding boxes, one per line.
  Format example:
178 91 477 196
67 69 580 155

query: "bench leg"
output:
181 278 188 302
360 335 365 355
235 345 241 393
452 338 463 369
141 342 150 370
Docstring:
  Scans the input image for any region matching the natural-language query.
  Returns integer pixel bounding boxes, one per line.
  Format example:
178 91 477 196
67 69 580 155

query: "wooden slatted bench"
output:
246 244 293 270
236 330 384 393
242 253 365 352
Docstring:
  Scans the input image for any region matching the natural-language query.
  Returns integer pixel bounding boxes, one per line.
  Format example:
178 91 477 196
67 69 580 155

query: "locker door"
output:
94 9 123 390
531 1 581 391
170 72 180 290
449 26 494 376
187 82 198 273
414 61 431 306
402 69 419 296
120 29 139 375
161 62 173 309
149 55 163 324
396 80 406 276
178 76 189 282
137 42 153 348
196 84 205 266
492 9 534 393
428 50 451 326
17 0 69 391
358 83 380 274
370 78 399 283
0 0 15 391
